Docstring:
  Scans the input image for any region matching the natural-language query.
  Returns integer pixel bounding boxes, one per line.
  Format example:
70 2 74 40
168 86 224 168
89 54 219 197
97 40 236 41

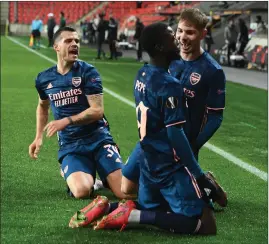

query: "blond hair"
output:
179 8 209 30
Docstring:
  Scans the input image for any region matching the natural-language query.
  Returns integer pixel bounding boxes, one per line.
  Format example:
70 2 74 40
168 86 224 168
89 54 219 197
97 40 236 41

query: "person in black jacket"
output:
47 13 56 47
107 17 118 60
88 20 96 44
96 13 107 59
134 17 144 62
236 18 249 55
204 22 214 53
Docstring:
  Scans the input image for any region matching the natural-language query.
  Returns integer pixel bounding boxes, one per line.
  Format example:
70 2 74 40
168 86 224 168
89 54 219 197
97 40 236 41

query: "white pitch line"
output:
6 36 268 182
205 144 267 181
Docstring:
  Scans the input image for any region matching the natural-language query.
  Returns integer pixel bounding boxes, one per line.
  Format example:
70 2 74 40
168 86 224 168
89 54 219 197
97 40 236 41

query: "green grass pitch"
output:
1 36 267 244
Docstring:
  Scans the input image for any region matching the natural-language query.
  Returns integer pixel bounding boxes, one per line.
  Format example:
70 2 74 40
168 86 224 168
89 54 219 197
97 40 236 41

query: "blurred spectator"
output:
31 15 43 50
256 15 267 34
134 17 144 62
80 21 84 37
108 17 118 60
88 20 96 44
47 13 56 47
224 20 237 65
80 21 88 41
119 32 127 42
96 12 107 59
169 15 176 27
59 12 66 28
93 14 100 29
236 18 249 55
205 22 214 53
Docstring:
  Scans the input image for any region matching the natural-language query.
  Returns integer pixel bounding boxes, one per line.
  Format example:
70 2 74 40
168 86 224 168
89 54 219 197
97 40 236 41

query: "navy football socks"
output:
107 202 119 213
154 211 200 234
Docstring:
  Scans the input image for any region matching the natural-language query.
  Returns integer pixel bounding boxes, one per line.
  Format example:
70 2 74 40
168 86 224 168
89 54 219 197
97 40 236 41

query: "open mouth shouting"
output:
69 49 79 56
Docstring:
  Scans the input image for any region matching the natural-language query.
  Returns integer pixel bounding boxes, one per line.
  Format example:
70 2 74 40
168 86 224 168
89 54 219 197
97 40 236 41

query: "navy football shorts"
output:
138 166 207 217
58 141 122 184
122 142 142 183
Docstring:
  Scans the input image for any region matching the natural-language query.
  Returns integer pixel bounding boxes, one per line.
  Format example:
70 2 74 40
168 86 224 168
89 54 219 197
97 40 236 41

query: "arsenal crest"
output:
72 77 81 87
189 72 201 85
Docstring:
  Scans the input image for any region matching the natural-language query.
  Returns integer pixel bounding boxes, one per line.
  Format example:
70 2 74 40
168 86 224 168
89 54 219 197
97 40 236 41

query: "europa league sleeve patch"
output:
166 96 178 109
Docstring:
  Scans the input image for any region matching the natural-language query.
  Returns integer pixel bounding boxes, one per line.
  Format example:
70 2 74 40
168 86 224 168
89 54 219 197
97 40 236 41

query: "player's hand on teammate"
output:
29 138 43 159
44 118 70 137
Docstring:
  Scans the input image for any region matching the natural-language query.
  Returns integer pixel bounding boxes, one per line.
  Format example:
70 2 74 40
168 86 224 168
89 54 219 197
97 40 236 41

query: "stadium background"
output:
1 1 268 244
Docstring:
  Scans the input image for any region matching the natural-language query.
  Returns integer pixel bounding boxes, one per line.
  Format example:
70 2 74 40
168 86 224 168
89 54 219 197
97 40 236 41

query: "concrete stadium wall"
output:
9 24 32 36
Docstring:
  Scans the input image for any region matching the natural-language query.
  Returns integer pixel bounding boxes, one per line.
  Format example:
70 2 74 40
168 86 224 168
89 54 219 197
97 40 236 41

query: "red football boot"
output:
69 195 109 228
94 200 136 231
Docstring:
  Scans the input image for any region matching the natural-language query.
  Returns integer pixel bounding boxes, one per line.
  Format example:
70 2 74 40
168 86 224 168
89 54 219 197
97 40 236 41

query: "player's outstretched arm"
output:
68 94 104 125
29 98 49 159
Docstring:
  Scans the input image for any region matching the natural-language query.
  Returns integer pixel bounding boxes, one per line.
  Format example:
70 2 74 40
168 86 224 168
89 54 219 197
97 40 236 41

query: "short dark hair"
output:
140 22 169 57
179 8 209 30
60 11 64 17
53 26 76 44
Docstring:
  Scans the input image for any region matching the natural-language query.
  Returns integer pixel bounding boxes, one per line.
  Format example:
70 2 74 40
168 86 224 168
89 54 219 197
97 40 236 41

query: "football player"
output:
70 23 224 235
29 27 131 200
121 9 227 206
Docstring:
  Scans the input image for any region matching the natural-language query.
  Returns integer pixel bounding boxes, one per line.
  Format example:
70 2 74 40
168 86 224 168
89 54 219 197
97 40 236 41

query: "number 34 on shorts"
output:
103 144 122 163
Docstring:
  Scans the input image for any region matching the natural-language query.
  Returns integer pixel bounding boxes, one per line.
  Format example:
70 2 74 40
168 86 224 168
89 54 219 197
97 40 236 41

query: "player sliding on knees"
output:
69 22 224 235
28 26 133 200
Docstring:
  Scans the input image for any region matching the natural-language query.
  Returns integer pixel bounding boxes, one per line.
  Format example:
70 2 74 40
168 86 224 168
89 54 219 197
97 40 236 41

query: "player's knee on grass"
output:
198 208 217 235
66 172 94 199
121 176 138 195
153 208 216 235
106 169 135 199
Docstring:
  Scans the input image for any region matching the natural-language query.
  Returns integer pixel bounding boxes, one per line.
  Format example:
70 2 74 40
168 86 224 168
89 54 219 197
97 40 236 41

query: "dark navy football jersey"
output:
35 60 109 147
169 52 226 143
134 64 186 177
